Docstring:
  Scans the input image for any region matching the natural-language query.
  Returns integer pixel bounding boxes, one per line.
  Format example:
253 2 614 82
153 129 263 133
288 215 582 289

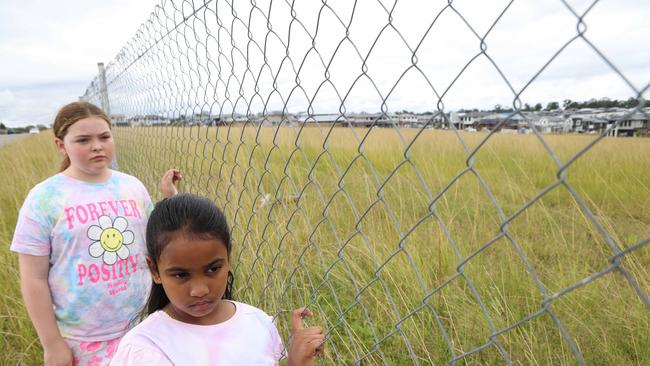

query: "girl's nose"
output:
190 282 209 297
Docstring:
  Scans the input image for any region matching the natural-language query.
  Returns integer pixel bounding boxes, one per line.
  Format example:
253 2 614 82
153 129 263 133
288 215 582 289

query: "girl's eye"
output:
207 266 222 273
172 273 188 279
76 139 88 143
101 135 111 140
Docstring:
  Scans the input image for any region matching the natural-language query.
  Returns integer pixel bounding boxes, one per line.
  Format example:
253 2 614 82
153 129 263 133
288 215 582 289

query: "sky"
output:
1 0 649 127
0 0 158 127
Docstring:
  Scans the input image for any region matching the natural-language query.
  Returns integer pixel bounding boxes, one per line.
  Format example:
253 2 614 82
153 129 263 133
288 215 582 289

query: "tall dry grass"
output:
1 132 58 365
1 127 648 365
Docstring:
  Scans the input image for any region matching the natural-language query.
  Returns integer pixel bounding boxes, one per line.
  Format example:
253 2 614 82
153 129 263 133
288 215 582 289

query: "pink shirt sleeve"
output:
11 191 54 256
109 344 174 366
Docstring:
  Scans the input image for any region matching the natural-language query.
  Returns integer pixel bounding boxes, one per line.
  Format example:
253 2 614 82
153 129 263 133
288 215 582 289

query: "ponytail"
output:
60 155 71 172
142 282 170 318
223 271 234 300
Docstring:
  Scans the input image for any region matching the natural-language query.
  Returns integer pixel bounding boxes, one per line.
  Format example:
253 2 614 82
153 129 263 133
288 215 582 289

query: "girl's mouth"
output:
190 300 214 312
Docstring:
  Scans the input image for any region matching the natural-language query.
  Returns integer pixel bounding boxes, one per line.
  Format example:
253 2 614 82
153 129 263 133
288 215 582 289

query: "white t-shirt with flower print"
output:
11 171 153 342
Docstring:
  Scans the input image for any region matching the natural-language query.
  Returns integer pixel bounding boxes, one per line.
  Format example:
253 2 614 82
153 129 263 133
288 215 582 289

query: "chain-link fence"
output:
82 0 649 364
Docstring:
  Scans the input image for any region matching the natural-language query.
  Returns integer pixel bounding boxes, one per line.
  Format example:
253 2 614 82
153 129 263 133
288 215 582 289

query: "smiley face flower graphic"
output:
87 216 134 265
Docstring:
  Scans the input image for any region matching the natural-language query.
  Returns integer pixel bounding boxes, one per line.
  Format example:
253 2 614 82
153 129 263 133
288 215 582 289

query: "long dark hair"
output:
142 194 234 318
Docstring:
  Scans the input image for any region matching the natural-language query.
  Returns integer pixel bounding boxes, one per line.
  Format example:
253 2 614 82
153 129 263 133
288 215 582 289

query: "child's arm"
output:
18 254 73 366
286 308 325 366
160 169 182 198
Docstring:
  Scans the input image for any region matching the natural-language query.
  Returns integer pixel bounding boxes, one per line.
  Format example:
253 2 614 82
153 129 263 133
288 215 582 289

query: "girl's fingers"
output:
305 333 325 344
164 169 182 182
291 307 314 331
311 339 325 356
291 307 324 359
302 326 323 335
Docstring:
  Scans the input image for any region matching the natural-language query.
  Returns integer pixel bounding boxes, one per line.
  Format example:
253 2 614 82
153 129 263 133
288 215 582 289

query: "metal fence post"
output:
97 62 118 170
98 62 110 117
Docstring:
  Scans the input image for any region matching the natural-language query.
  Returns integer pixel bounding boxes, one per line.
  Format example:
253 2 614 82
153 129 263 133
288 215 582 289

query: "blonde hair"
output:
53 101 111 171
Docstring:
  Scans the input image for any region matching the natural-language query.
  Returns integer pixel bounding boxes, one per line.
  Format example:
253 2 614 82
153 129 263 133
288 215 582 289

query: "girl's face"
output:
149 233 231 325
55 117 114 181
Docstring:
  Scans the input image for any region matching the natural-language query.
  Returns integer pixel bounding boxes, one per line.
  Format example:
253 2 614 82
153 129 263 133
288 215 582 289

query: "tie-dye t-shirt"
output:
11 171 153 341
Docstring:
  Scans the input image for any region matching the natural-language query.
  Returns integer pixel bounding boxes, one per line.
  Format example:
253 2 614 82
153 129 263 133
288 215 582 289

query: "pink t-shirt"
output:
110 301 285 365
11 171 153 341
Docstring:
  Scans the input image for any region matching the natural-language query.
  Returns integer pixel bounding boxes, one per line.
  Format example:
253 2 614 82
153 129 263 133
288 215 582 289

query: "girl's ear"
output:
54 138 65 154
146 256 161 284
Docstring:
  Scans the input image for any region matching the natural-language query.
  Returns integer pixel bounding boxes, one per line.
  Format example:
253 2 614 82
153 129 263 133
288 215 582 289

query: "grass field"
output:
1 126 648 365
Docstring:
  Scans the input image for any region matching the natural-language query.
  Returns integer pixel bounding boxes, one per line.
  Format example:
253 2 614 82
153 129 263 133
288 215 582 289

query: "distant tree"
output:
622 97 637 108
545 101 559 110
563 99 579 109
523 103 531 111
0 122 6 130
534 103 542 111
493 104 503 113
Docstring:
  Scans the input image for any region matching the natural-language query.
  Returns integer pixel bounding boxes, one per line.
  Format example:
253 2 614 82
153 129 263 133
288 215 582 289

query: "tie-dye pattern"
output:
67 337 121 366
11 171 153 342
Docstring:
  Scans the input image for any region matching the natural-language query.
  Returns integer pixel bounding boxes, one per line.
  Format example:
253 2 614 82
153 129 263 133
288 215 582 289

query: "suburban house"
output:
450 111 492 130
259 112 298 126
534 115 570 133
416 112 448 129
567 110 609 133
348 113 393 127
296 113 346 125
473 113 523 132
563 108 649 136
610 111 649 136
106 105 649 137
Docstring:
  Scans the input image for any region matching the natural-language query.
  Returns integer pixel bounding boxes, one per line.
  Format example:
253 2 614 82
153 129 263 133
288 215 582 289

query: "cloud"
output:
0 0 159 126
0 89 17 107
0 81 87 127
1 0 648 125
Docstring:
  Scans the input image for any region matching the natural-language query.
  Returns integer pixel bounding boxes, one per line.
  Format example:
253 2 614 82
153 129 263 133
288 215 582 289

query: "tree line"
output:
453 97 642 114
0 122 49 134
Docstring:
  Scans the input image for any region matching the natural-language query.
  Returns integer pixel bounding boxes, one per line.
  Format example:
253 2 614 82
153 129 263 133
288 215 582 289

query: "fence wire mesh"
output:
82 0 649 364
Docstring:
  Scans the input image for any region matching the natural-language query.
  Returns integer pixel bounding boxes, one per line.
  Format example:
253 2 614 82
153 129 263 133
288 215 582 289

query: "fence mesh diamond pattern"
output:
82 0 649 364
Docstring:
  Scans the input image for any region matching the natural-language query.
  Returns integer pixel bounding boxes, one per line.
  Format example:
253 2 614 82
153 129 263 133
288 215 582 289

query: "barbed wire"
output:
82 0 649 364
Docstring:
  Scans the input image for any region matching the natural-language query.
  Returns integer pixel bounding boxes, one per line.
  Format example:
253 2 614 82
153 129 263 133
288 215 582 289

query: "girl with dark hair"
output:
10 101 181 366
110 194 324 365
